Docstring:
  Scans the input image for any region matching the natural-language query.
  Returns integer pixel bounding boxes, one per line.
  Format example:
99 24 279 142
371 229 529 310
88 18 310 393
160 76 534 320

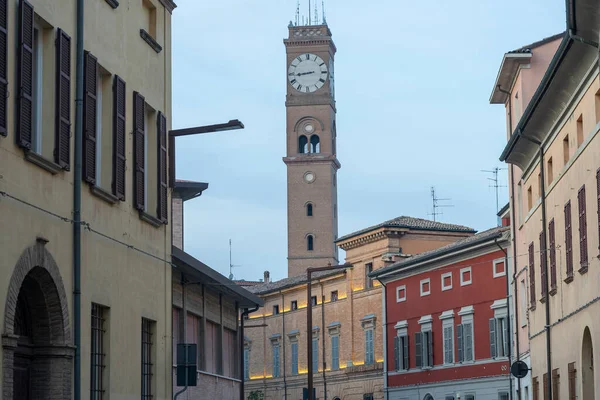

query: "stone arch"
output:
293 116 325 134
582 326 595 400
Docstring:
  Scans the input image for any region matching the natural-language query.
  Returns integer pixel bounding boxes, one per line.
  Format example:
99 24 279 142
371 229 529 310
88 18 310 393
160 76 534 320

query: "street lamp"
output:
306 262 351 400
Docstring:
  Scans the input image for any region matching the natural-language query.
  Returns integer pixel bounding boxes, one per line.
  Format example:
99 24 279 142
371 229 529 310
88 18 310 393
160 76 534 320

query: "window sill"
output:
139 211 163 227
529 304 537 312
105 0 118 8
90 186 119 205
420 366 433 370
25 151 63 175
564 275 574 284
140 29 162 53
578 264 588 275
549 288 557 297
539 296 546 304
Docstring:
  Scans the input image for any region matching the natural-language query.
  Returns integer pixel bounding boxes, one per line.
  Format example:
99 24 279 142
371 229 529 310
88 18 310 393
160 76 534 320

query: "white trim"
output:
419 315 432 332
420 278 431 296
439 310 454 320
395 319 408 337
458 305 474 316
493 258 506 278
491 299 508 310
442 319 454 365
441 272 453 291
492 299 508 319
394 320 408 329
460 267 472 286
396 285 406 302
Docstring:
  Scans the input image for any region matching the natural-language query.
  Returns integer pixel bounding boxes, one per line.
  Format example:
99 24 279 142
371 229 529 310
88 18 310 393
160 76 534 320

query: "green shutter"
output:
489 318 497 358
415 332 422 368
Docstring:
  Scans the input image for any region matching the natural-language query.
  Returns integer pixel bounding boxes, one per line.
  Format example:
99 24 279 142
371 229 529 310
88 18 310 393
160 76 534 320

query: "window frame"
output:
493 258 506 278
141 318 154 400
441 272 452 291
396 285 406 302
420 278 431 296
460 267 472 286
91 304 107 400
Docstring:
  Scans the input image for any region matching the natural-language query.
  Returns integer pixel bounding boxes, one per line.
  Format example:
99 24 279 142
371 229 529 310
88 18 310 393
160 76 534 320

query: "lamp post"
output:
306 263 351 400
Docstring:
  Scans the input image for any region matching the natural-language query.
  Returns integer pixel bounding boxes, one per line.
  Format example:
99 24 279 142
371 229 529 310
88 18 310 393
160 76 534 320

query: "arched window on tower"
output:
299 135 308 154
306 203 313 217
307 235 314 251
310 135 320 153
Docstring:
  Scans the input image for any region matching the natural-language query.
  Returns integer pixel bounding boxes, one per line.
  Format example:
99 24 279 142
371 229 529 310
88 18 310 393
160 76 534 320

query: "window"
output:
499 393 509 400
312 337 319 372
490 316 509 358
291 300 298 311
540 230 547 301
394 334 409 371
273 344 280 378
299 135 308 153
565 201 574 280
172 308 180 365
457 321 474 362
32 20 43 154
441 272 452 291
493 259 506 278
420 278 431 296
331 335 340 370
415 330 433 368
142 0 157 38
577 114 584 147
365 329 374 365
527 186 533 210
396 285 406 302
578 185 588 271
563 135 570 165
306 203 313 216
445 397 455 400
520 279 527 327
533 377 539 400
517 182 523 224
307 235 314 251
547 157 553 185
310 134 320 153
91 304 107 400
549 219 557 293
311 296 317 306
543 373 548 400
443 324 454 364
205 320 220 374
529 242 536 306
460 267 472 286
568 362 576 400
223 329 237 378
465 395 475 400
365 263 373 289
552 368 560 400
363 395 374 400
331 290 338 302
141 318 155 400
243 348 249 380
186 313 201 367
291 342 299 375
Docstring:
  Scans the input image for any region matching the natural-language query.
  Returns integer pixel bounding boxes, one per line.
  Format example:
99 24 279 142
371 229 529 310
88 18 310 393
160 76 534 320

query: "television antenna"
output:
482 167 507 225
229 239 242 280
428 186 453 222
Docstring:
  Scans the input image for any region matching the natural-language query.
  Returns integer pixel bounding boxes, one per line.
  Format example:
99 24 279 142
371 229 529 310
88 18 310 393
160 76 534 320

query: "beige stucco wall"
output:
0 0 174 398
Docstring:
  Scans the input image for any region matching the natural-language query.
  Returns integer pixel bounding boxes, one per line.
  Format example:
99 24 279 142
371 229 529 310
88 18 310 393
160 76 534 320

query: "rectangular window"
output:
457 323 474 362
243 348 249 380
312 338 318 372
520 279 527 326
517 182 523 224
273 345 280 378
540 230 547 301
363 395 374 400
331 335 339 370
273 305 279 315
311 296 317 306
223 329 236 378
499 393 509 400
91 304 107 400
420 278 431 296
528 186 533 210
186 313 201 367
568 362 576 400
543 373 548 400
365 263 373 289
578 185 588 270
549 219 557 292
291 342 299 375
577 114 584 147
547 157 553 185
565 201 574 280
443 325 454 364
490 317 509 358
465 396 475 400
365 329 374 365
529 242 536 306
331 290 338 302
415 331 433 368
291 300 298 311
460 267 472 286
441 272 452 291
141 318 155 400
396 285 406 302
563 135 570 166
493 259 506 278
205 320 220 374
552 368 560 400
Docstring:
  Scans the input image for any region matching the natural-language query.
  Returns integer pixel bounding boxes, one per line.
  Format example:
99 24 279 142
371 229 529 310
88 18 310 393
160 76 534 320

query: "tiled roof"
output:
246 269 347 295
235 280 263 287
371 226 510 278
508 32 564 54
336 216 475 243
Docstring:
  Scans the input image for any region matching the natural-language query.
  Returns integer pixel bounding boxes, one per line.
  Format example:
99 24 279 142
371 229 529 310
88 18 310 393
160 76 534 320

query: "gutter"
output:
494 237 513 400
240 305 259 399
378 279 389 400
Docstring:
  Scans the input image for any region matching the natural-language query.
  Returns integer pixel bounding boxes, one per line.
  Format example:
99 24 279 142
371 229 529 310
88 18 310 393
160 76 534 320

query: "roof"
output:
508 32 565 54
171 246 263 308
336 216 475 243
174 180 209 202
500 3 600 168
247 269 347 295
371 226 510 279
497 203 510 218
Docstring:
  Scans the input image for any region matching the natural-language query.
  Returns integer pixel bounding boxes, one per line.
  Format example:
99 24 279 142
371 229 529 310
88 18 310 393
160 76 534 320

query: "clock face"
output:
304 172 316 183
288 53 329 93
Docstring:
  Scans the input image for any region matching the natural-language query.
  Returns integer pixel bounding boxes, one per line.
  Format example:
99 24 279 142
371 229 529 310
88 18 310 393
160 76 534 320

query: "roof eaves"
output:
174 180 209 202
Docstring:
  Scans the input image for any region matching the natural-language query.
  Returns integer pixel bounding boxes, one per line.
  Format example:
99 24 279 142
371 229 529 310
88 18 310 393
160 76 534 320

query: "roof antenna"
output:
322 0 326 24
314 0 318 25
428 186 453 222
308 0 311 25
229 239 242 280
481 167 508 226
296 0 300 26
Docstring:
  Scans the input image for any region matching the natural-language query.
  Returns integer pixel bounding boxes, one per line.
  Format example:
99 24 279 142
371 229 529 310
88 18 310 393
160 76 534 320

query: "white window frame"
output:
460 267 472 286
458 306 475 362
491 299 509 358
396 285 406 302
393 321 409 372
440 311 454 365
441 272 453 291
418 317 433 368
493 258 506 278
519 279 527 327
420 278 431 296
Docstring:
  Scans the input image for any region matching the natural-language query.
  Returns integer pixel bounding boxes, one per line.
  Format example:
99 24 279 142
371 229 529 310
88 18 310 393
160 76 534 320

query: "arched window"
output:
307 203 313 217
310 135 320 153
299 135 308 154
307 235 314 251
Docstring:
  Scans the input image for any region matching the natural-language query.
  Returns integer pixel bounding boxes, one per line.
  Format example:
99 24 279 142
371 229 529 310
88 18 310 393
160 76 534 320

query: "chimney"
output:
264 271 270 284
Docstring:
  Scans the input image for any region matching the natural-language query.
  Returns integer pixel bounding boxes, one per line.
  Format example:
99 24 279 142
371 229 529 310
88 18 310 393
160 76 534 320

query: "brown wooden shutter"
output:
112 76 126 200
568 362 576 400
156 112 167 223
168 134 175 188
549 219 557 291
133 91 145 211
55 28 71 169
539 231 547 300
0 0 7 136
543 373 548 400
533 376 539 400
17 0 34 149
82 51 97 183
552 369 559 400
565 201 573 278
578 185 588 267
529 242 536 306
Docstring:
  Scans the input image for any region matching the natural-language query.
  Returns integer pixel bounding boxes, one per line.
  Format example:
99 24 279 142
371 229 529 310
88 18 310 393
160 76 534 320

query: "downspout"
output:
73 0 84 398
240 305 259 400
494 237 513 400
173 278 188 400
320 282 327 400
281 291 287 400
378 279 389 400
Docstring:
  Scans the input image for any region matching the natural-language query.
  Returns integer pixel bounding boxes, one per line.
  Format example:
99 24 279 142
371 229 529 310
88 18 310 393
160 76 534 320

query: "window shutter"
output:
312 338 318 372
543 373 548 400
568 362 576 400
403 335 409 370
393 336 399 370
457 324 463 362
82 51 97 183
465 324 473 361
427 331 433 367
17 0 34 149
578 186 588 266
529 242 536 305
549 219 557 290
540 231 547 298
55 28 71 169
415 332 422 368
565 201 573 277
112 76 126 200
133 91 145 211
331 336 339 370
533 377 539 400
157 112 168 223
489 318 497 358
0 0 7 136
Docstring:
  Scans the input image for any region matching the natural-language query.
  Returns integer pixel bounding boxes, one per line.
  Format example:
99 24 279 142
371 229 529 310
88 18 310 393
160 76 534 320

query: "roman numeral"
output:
298 84 303 90
306 54 310 60
305 87 310 93
319 63 325 66
291 79 297 84
289 72 295 76
319 79 325 83
297 56 302 62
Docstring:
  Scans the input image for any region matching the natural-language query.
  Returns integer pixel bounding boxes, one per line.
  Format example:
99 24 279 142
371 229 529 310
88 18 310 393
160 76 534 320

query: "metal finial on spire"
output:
308 0 311 25
322 0 326 24
314 0 318 26
296 0 300 26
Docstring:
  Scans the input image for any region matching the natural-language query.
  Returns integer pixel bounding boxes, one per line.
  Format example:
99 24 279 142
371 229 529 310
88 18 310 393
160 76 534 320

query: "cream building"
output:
0 0 176 398
491 2 600 399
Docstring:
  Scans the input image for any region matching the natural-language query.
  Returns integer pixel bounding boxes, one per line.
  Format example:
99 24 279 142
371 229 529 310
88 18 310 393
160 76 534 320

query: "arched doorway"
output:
423 395 434 400
582 327 595 400
2 242 73 400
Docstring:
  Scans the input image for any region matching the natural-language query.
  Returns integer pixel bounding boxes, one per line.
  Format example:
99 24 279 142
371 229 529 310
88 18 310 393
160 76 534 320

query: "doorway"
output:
582 327 594 400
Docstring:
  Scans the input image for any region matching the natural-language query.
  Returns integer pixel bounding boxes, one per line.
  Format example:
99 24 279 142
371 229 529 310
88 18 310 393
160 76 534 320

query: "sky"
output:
171 0 566 282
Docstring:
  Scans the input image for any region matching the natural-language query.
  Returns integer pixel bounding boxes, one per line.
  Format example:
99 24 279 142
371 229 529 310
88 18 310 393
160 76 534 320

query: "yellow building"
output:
491 2 600 399
0 0 176 398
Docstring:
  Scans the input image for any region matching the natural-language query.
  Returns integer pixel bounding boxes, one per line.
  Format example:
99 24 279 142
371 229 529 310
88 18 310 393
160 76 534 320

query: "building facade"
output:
0 0 177 399
372 228 512 400
243 216 475 400
492 3 600 399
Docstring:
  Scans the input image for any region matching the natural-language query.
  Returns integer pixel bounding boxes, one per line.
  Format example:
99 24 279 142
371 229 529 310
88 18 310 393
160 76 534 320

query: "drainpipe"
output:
281 291 287 400
320 283 327 400
378 279 389 400
240 305 259 400
494 237 513 400
73 0 84 398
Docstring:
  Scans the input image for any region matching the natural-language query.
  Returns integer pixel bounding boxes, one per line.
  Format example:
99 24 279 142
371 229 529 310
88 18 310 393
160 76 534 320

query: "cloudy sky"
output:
171 0 565 282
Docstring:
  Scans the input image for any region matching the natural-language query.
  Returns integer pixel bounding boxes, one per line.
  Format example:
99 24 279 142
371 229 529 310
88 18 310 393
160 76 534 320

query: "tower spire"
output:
314 0 318 26
322 0 326 24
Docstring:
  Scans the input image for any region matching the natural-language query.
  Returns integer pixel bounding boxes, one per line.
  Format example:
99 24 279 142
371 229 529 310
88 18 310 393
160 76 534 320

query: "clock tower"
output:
283 22 339 277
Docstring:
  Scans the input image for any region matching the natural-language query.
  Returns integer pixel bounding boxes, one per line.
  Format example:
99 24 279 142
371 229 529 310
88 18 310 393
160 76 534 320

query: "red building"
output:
371 227 511 400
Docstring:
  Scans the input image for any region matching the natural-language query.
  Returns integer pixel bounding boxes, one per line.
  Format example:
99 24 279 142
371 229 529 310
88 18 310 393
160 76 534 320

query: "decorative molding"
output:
269 334 281 345
312 326 320 339
418 315 432 325
287 329 300 342
327 321 341 336
394 320 408 330
490 299 508 310
104 0 119 8
458 305 474 316
439 310 454 320
139 211 163 227
24 151 63 174
140 29 162 53
360 314 376 330
90 186 119 205
158 0 177 13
